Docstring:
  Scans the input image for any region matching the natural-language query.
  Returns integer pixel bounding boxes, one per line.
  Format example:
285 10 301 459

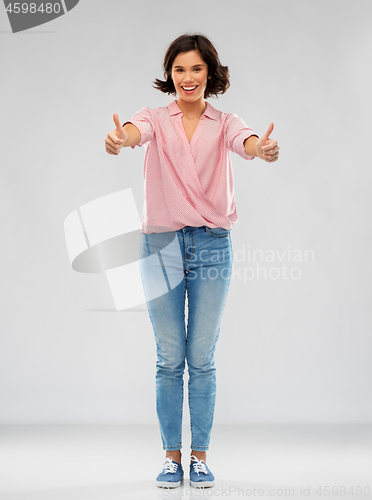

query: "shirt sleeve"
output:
225 113 259 160
122 106 155 149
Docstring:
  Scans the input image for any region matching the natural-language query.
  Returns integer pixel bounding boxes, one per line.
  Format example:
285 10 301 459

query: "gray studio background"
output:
1 0 371 425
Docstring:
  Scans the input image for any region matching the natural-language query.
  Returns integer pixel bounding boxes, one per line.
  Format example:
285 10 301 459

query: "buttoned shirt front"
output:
123 99 258 234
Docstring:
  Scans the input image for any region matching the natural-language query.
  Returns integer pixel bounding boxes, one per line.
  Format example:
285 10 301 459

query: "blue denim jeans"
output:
139 226 233 451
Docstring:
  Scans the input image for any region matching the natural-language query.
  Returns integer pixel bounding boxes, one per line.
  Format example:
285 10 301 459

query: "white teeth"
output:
183 86 197 90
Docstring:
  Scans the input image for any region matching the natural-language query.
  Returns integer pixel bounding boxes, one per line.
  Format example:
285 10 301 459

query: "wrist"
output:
244 135 259 157
122 130 128 147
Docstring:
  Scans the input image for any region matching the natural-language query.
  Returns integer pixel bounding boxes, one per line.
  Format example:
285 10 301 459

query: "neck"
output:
176 96 206 119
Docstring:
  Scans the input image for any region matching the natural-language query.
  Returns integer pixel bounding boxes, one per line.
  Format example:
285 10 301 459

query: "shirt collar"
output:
168 99 218 120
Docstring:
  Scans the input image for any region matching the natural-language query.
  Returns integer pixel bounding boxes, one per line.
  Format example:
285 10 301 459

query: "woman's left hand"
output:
255 123 280 163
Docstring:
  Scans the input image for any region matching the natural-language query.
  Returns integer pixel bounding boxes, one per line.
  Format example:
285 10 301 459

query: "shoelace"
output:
160 457 179 475
190 455 208 475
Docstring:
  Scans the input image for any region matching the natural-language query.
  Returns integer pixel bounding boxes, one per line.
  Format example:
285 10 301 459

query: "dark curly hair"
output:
152 33 230 99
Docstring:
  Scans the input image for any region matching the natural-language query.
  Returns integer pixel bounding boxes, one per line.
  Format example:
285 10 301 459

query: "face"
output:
171 50 209 102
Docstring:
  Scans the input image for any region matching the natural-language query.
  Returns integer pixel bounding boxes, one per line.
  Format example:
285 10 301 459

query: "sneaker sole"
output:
156 478 183 488
190 479 215 488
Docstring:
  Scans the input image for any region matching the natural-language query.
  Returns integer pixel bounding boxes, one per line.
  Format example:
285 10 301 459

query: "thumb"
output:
113 113 123 133
261 122 274 141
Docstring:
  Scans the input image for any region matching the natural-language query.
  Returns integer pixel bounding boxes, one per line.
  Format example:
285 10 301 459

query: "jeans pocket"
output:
205 226 230 237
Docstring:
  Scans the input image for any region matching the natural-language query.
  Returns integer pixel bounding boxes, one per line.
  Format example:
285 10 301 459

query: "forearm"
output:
244 135 259 157
122 122 141 147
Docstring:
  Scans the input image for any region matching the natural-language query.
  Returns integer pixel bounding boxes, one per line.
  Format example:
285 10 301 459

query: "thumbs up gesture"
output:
105 113 127 155
255 123 280 163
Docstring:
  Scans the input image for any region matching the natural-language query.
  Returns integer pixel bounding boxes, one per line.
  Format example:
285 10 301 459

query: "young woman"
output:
105 33 279 489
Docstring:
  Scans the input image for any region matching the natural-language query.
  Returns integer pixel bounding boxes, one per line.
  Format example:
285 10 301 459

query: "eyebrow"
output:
173 64 205 68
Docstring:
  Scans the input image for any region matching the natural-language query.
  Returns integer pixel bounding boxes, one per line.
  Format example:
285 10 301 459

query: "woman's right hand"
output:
105 113 127 155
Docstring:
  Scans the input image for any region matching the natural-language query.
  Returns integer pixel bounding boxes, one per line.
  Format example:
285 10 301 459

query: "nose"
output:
183 72 194 83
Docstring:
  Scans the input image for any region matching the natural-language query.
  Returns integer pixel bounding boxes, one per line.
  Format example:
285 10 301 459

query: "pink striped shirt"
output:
123 99 258 234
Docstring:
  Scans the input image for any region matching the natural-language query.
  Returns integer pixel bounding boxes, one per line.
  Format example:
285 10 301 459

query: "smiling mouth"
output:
181 85 198 94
